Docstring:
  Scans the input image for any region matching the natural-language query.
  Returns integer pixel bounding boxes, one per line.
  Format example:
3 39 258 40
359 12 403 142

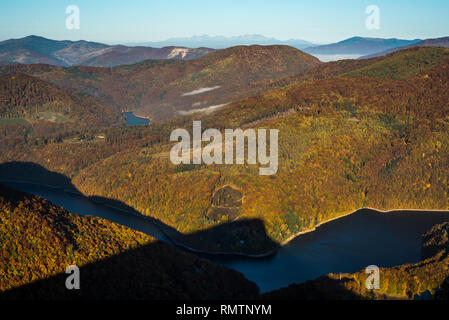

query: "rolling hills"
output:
0 45 322 120
70 47 449 253
0 35 215 67
360 36 449 59
1 46 448 255
0 72 120 125
1 183 449 300
303 36 421 56
0 185 258 299
1 43 449 299
263 222 449 300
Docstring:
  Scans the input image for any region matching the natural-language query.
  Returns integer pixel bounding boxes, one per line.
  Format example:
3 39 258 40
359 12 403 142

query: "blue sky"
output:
1 0 448 44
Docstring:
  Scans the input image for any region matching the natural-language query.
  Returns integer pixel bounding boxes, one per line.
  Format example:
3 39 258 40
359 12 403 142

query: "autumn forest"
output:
1 35 449 301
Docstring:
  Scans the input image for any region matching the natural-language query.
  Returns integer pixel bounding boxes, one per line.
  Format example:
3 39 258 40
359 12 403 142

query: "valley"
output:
0 44 322 121
0 184 258 299
2 180 449 298
1 37 449 301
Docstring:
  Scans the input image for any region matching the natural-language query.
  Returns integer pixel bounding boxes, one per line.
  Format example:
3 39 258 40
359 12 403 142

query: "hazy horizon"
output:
0 33 430 47
1 0 449 44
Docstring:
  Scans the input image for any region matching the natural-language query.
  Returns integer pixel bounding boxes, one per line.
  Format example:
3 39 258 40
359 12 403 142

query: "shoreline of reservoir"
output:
1 178 448 259
123 111 151 125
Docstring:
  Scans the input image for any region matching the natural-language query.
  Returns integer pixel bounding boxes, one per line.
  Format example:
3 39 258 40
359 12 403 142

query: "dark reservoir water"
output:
124 112 150 126
2 181 449 293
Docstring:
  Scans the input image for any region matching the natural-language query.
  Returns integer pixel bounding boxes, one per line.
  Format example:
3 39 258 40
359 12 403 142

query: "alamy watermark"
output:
366 5 380 30
365 265 380 290
170 121 279 175
65 265 80 290
66 5 80 30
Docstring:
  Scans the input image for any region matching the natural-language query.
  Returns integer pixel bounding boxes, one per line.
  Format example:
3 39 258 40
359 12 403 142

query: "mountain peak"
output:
125 35 315 50
304 36 423 56
0 35 216 67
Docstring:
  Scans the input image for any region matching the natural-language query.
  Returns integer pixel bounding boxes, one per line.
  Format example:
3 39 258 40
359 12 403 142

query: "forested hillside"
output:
71 47 449 254
0 73 121 125
1 46 449 255
0 185 258 299
0 45 321 120
1 183 448 300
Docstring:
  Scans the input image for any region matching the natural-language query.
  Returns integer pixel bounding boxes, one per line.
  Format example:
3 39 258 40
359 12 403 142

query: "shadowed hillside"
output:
0 162 279 256
61 47 449 251
2 44 449 300
263 222 449 300
2 181 448 300
361 36 449 59
1 46 449 255
0 184 261 299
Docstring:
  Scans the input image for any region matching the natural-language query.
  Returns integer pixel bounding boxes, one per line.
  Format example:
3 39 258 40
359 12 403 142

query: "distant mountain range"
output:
303 36 422 57
0 45 321 121
1 35 449 67
360 36 449 59
125 34 316 50
0 35 215 67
